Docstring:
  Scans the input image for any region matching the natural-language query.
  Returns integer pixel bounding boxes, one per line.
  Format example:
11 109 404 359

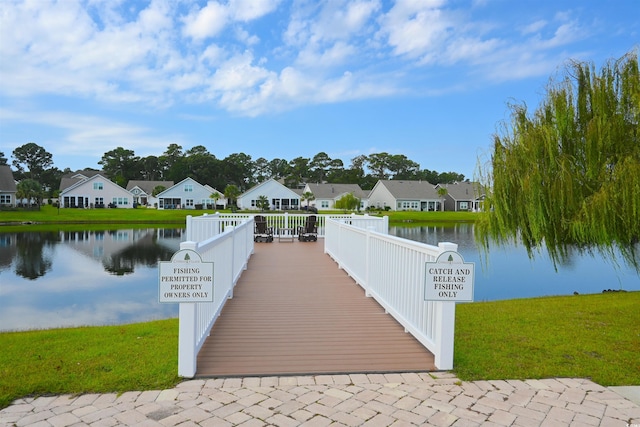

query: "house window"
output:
95 197 104 207
0 194 11 205
112 197 129 206
459 201 469 210
321 201 329 208
399 201 419 210
184 184 193 192
185 199 194 207
93 182 103 190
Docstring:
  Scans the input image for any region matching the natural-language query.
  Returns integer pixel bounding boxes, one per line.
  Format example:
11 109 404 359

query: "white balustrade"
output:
178 212 455 376
324 217 457 370
178 216 254 377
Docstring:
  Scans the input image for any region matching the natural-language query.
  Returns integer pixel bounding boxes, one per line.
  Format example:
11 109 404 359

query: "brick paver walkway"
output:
2 372 639 426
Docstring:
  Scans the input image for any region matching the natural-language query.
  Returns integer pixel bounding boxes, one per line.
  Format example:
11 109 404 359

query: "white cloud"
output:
182 1 229 40
229 0 282 21
0 0 604 118
377 0 455 62
0 108 178 158
522 19 547 35
296 41 356 68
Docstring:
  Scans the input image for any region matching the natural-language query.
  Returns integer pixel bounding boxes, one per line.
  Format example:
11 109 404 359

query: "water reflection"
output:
390 224 640 301
1 231 60 280
0 228 184 331
2 224 639 331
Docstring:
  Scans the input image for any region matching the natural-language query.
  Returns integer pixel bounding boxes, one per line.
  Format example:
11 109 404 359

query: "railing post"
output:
434 242 458 370
178 303 197 377
178 240 198 377
364 226 376 297
228 225 236 297
185 215 193 241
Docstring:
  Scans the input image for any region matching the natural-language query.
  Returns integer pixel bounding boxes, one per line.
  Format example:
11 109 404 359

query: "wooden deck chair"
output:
254 215 273 242
297 215 318 241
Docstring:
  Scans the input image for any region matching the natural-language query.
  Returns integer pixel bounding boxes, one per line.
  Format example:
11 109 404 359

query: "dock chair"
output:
297 215 318 241
254 215 273 242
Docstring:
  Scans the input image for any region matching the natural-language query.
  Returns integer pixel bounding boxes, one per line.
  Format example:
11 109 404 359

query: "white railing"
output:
178 212 453 375
177 216 254 377
193 212 380 237
324 217 457 370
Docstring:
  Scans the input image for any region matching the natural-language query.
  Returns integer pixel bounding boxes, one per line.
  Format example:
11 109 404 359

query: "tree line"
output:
1 144 466 201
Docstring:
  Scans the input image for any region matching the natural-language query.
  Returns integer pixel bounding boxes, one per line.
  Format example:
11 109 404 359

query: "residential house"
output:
126 180 174 207
368 180 442 211
156 177 225 209
59 171 133 208
237 178 300 211
0 165 17 207
302 183 369 211
435 182 485 212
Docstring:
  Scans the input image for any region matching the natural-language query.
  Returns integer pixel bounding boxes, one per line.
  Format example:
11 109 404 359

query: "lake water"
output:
389 224 640 301
1 225 638 331
0 228 184 332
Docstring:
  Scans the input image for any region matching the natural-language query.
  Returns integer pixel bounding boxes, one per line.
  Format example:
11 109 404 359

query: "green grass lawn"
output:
0 320 180 410
455 291 640 386
0 205 477 225
1 292 637 409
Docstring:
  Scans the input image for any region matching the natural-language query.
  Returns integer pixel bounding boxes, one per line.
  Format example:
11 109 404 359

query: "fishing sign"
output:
424 251 475 302
159 249 214 303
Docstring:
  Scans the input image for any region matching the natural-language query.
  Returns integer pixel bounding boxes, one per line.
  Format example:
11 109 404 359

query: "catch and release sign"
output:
159 249 213 303
425 251 475 302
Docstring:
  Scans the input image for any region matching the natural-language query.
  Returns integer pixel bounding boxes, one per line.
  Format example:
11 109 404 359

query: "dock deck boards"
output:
196 240 435 377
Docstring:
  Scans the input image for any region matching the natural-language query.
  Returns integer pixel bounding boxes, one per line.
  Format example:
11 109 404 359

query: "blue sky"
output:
0 0 638 180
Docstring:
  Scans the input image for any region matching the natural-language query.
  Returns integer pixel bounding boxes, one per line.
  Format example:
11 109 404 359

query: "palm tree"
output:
16 179 43 209
437 187 448 212
301 191 315 210
256 195 269 212
224 184 240 212
210 192 220 209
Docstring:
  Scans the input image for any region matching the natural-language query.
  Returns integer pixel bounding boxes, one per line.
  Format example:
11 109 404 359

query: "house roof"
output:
60 173 116 194
436 182 485 200
126 180 174 194
0 165 17 192
377 180 439 199
306 183 367 200
240 178 300 198
59 169 104 191
155 177 222 197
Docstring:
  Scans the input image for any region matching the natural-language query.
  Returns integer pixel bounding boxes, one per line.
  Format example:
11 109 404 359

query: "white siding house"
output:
60 173 133 208
238 178 300 211
368 180 442 211
156 178 225 210
0 165 17 207
126 180 174 207
302 183 369 210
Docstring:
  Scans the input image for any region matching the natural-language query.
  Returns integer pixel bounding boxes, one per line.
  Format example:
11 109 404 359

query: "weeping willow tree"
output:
476 50 640 270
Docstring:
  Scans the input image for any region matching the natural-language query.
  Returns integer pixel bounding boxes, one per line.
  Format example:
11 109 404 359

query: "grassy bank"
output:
0 205 477 227
0 205 195 226
455 291 640 386
0 320 180 409
1 292 638 409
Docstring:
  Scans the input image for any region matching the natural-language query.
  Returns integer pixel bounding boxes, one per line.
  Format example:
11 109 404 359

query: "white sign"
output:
425 251 475 302
159 249 214 303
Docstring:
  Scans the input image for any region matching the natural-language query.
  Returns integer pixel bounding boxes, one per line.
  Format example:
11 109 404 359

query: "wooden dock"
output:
196 239 436 377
